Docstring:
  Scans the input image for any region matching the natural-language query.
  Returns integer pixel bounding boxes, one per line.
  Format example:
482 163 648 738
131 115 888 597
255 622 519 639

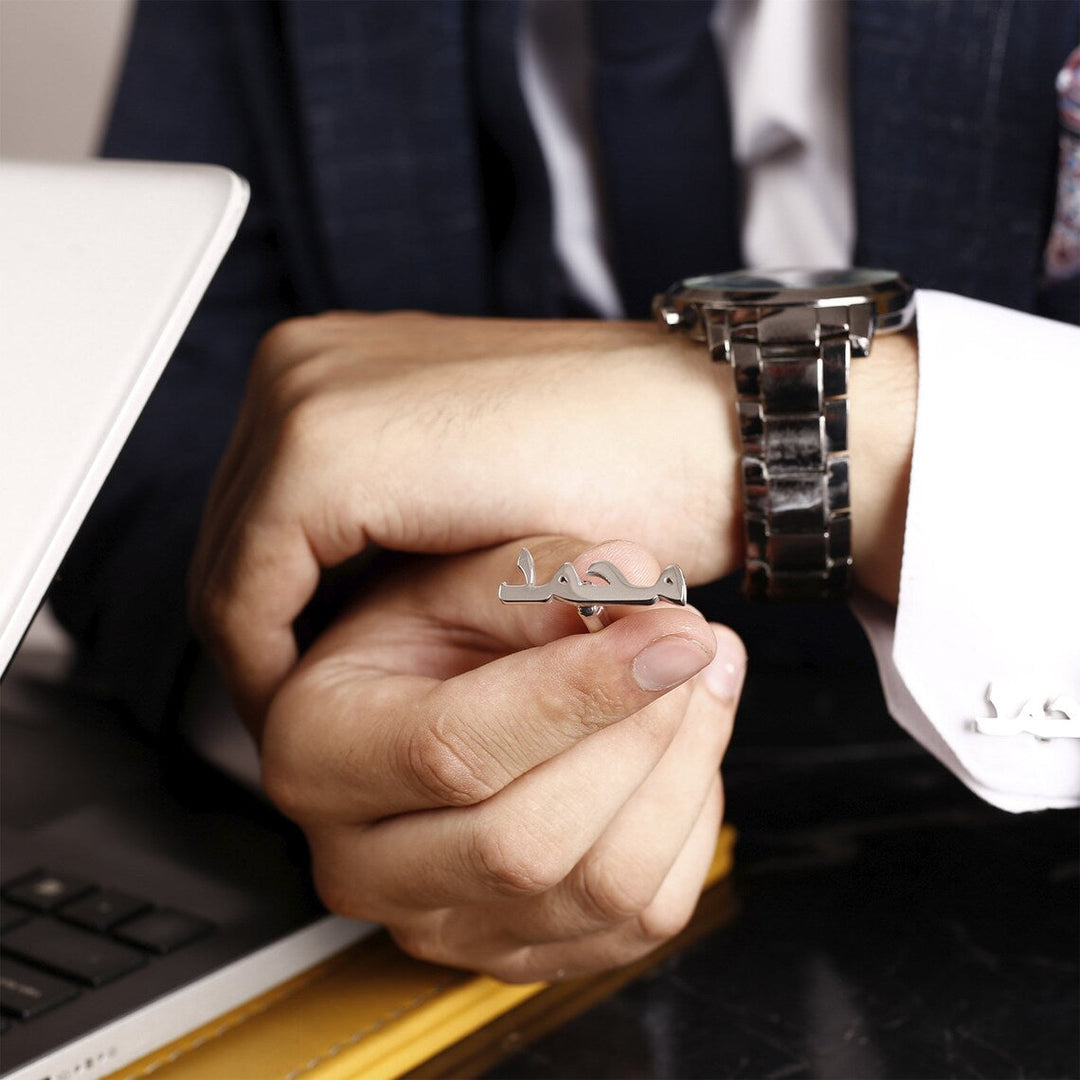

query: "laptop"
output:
0 159 374 1080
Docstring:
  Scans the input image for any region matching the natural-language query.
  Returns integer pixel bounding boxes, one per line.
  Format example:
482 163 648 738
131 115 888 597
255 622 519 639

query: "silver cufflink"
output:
973 684 1080 740
498 547 687 632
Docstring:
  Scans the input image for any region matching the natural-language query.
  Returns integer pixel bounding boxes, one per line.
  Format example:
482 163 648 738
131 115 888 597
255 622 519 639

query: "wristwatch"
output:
653 268 915 601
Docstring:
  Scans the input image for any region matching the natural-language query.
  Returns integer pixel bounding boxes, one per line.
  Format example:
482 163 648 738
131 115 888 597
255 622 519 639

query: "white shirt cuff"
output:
853 290 1080 812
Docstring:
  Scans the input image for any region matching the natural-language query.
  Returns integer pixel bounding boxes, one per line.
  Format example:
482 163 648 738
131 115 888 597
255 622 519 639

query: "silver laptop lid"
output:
0 158 248 672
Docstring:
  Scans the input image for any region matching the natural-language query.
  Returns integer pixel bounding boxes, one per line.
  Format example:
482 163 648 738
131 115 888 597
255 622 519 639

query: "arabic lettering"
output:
498 547 687 608
973 683 1080 739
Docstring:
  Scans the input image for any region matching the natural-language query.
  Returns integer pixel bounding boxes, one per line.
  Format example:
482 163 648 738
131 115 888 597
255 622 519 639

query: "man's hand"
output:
189 309 916 726
259 538 746 982
189 312 741 723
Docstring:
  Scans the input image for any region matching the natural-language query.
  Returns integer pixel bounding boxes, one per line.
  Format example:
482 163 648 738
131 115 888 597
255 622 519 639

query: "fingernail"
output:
633 636 710 692
701 634 746 702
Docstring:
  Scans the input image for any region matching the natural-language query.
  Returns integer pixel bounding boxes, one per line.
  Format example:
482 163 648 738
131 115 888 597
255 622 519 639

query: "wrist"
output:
848 329 918 604
656 328 742 583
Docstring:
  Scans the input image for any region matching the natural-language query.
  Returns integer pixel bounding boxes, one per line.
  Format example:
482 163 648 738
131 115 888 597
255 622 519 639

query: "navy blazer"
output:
51 0 1078 729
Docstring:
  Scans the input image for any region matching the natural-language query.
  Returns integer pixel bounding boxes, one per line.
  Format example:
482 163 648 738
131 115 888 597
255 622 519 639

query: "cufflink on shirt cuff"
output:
973 683 1080 739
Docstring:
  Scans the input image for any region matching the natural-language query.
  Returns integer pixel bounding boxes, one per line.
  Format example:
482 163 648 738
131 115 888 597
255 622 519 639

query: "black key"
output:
60 889 150 933
0 901 30 933
0 957 80 1019
3 871 94 913
2 919 145 987
113 909 214 955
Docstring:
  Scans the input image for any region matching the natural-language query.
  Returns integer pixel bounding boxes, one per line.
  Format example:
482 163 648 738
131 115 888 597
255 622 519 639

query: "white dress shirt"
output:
519 0 1080 812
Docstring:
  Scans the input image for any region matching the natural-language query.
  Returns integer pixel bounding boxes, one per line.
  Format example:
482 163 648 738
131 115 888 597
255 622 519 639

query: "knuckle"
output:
306 830 381 922
386 920 450 968
197 584 259 672
469 824 562 898
254 355 337 436
556 668 626 734
260 768 301 821
404 721 498 808
577 856 658 926
310 864 368 922
270 376 332 450
479 951 550 985
258 681 321 820
259 746 308 822
581 682 629 732
635 890 697 947
557 653 691 739
310 867 350 918
385 922 429 962
253 315 319 371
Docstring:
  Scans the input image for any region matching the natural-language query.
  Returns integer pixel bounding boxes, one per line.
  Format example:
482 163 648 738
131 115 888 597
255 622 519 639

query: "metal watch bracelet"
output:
715 303 858 601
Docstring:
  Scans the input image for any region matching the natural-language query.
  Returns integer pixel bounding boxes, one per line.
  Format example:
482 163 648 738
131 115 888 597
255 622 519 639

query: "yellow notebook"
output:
107 826 735 1080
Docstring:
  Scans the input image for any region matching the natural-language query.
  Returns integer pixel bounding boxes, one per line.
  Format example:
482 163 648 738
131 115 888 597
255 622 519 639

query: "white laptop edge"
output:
8 916 372 1080
0 159 247 672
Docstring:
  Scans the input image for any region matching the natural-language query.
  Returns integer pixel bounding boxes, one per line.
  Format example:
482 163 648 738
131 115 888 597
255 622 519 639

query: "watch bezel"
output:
654 267 915 342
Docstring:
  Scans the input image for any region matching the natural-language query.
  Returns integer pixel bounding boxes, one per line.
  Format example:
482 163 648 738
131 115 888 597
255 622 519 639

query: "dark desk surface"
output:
485 596 1080 1080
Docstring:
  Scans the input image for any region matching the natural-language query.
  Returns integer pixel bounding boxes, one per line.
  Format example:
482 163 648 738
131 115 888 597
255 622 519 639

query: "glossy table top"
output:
485 594 1080 1080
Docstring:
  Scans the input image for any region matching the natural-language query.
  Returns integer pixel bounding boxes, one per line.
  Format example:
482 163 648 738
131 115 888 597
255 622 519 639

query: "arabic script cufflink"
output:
498 547 687 632
973 684 1080 740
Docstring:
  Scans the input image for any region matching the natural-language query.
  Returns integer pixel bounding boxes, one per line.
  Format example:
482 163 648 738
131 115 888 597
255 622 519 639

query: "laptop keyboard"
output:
0 869 214 1029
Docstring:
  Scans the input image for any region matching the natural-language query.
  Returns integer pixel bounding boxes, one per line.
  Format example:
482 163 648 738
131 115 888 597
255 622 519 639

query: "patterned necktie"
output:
588 0 741 317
